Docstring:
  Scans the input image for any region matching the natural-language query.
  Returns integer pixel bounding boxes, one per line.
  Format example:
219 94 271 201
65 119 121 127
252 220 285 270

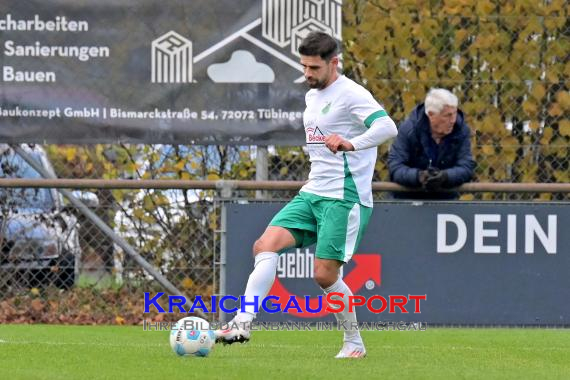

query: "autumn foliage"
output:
344 0 568 197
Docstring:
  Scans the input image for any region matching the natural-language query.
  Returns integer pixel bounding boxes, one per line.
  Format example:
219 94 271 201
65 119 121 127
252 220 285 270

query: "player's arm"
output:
345 88 398 151
324 115 397 153
324 134 354 153
348 115 397 150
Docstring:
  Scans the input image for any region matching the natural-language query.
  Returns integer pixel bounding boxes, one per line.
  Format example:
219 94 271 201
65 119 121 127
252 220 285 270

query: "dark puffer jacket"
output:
388 103 475 199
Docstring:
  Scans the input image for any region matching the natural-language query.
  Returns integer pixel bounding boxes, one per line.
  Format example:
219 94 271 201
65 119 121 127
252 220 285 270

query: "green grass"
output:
0 325 569 380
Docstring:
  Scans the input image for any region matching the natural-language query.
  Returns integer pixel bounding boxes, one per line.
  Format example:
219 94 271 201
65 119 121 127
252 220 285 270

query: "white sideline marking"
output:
0 340 163 347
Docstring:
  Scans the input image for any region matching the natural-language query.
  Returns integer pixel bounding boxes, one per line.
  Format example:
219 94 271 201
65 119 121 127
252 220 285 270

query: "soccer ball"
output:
170 317 215 357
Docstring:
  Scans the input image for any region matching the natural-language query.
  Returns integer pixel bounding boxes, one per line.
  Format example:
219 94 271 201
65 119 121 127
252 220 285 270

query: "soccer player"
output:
215 31 398 358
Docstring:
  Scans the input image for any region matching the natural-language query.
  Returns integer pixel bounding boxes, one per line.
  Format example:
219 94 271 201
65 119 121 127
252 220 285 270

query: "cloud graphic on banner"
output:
207 50 275 83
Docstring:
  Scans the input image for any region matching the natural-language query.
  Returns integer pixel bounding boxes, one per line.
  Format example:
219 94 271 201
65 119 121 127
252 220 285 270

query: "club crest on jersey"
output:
306 126 326 144
321 101 332 114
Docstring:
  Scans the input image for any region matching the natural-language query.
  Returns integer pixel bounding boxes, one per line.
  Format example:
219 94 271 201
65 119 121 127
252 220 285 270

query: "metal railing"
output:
2 178 570 193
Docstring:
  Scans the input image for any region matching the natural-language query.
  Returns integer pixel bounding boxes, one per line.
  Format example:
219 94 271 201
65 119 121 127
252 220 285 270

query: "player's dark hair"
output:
298 31 338 61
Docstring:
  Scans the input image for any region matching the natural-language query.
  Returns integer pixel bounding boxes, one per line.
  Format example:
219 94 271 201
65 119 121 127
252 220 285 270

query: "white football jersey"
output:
300 75 388 207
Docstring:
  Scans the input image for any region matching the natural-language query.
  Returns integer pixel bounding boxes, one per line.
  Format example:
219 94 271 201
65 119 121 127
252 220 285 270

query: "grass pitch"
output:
0 324 569 380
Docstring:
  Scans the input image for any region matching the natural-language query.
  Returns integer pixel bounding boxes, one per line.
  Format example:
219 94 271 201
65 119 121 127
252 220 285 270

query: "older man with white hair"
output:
388 88 475 199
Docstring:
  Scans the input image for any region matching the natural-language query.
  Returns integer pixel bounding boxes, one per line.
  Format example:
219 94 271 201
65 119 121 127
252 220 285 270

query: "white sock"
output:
323 278 363 345
236 251 278 323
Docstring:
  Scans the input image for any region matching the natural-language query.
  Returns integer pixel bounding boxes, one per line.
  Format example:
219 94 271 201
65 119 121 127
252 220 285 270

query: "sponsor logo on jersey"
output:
306 126 326 144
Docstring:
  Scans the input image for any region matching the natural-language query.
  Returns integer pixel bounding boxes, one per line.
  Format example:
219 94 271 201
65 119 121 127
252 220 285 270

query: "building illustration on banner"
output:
151 0 342 84
262 0 341 56
151 31 193 83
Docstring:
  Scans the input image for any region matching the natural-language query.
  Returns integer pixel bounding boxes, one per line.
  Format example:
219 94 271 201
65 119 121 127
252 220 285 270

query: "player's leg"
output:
215 226 295 344
216 194 316 344
313 199 372 358
239 225 296 319
315 258 366 358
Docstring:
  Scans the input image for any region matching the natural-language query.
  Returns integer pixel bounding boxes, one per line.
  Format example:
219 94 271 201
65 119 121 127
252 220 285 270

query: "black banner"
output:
226 202 570 325
0 0 343 144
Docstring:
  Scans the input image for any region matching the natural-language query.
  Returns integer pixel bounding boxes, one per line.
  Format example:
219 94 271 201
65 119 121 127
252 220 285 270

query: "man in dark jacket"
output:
388 88 475 199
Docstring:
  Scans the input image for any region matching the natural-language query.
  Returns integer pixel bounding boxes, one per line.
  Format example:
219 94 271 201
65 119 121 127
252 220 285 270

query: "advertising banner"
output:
0 0 342 144
225 202 569 325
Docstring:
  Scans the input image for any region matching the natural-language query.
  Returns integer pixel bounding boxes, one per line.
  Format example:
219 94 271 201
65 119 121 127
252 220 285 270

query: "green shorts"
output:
269 191 372 263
